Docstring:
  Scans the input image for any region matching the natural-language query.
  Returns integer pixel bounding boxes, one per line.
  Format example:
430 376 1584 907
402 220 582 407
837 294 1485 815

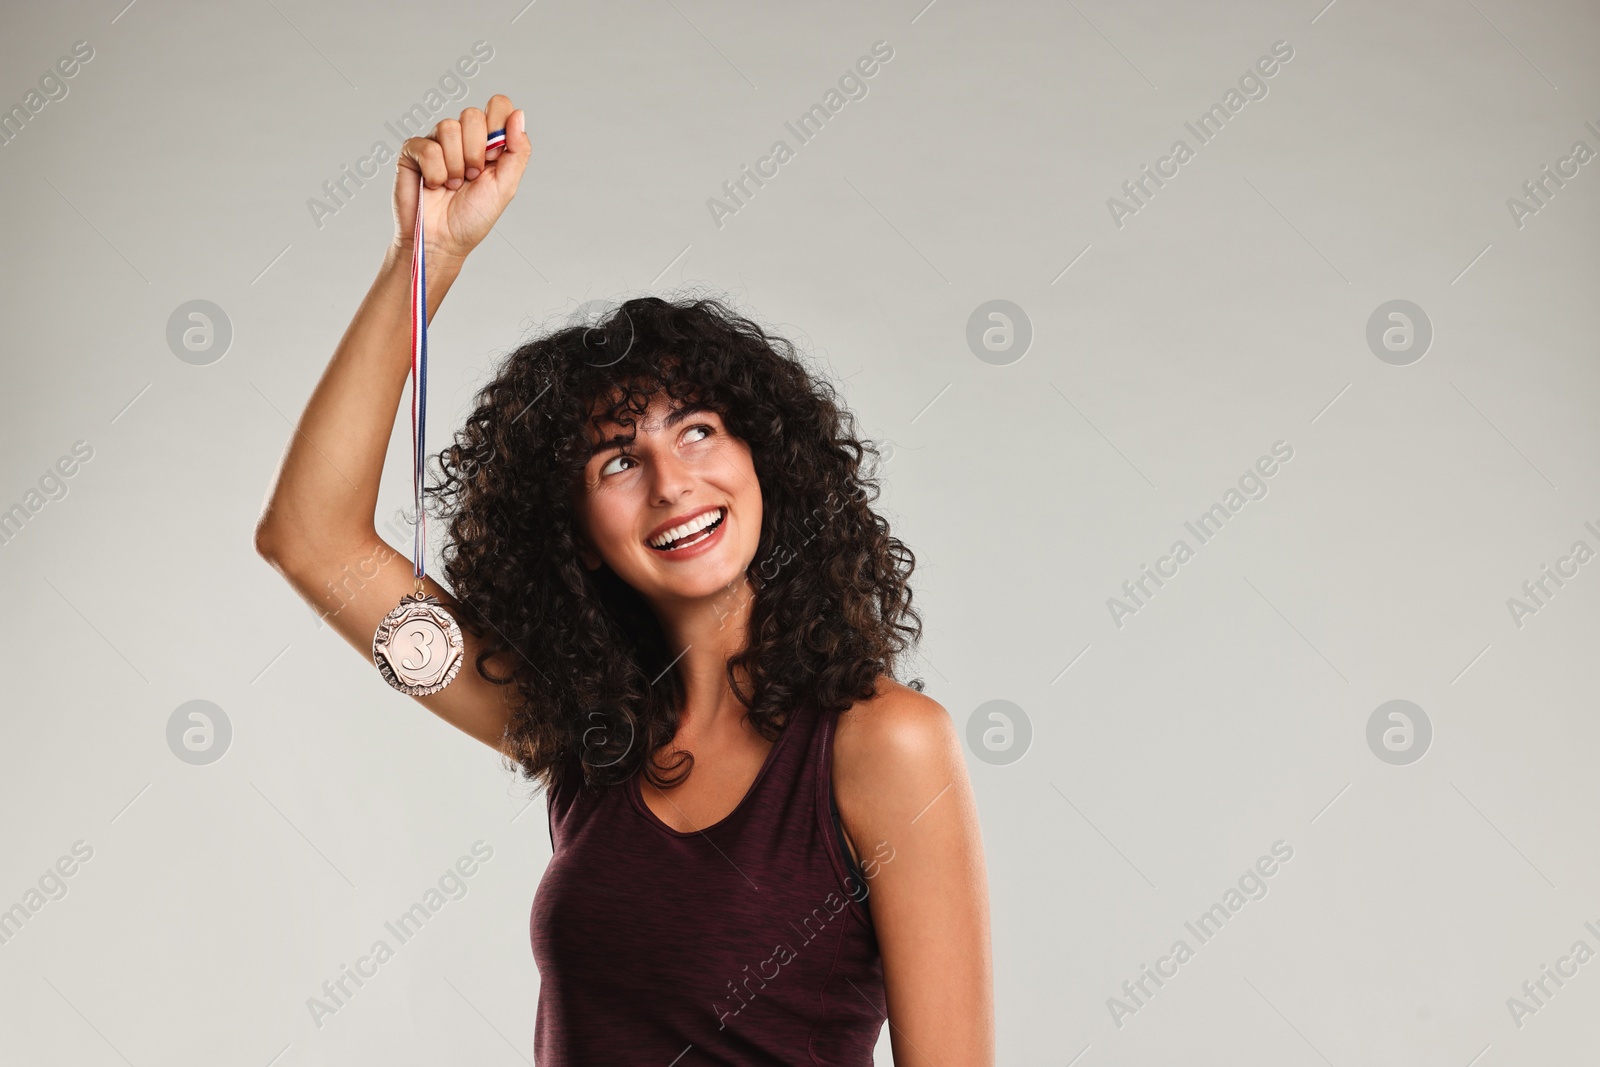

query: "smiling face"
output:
573 388 764 608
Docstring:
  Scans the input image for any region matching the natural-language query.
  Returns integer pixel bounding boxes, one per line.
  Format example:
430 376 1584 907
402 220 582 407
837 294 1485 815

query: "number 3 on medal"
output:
400 622 435 671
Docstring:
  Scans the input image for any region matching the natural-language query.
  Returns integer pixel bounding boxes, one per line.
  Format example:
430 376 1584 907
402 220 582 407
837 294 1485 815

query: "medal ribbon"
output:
408 127 507 591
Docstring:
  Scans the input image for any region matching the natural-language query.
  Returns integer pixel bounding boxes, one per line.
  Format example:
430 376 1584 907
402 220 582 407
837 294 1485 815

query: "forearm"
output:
255 241 465 565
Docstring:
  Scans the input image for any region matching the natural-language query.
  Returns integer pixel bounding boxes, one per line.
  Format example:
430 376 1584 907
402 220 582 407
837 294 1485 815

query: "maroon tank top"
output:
531 699 887 1064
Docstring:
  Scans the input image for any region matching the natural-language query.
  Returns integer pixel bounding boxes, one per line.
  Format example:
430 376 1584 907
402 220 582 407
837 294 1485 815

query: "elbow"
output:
254 522 313 580
253 517 376 575
253 518 288 565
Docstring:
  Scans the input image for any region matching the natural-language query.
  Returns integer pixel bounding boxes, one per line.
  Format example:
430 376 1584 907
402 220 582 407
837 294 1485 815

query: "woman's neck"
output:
651 574 757 736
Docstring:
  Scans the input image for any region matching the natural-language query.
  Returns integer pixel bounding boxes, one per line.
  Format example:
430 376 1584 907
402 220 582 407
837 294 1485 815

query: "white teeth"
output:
649 508 723 548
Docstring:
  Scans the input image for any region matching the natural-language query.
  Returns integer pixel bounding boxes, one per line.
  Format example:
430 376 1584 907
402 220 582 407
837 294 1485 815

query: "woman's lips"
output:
646 507 727 560
646 505 729 547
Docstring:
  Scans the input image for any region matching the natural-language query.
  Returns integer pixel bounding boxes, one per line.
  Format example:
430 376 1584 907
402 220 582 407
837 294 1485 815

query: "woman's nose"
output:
648 450 695 503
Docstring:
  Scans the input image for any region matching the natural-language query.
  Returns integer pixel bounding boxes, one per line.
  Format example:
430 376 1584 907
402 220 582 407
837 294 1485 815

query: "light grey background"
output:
3 0 1597 1064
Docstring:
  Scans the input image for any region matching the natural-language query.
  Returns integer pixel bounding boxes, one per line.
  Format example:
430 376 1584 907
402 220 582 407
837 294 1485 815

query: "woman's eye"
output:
599 454 636 477
686 423 715 444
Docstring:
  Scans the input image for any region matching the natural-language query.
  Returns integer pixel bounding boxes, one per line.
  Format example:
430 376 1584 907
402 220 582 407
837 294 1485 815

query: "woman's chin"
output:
634 553 754 608
664 566 749 603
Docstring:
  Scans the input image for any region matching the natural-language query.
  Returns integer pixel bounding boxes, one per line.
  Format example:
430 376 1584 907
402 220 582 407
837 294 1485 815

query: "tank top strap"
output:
749 698 821 795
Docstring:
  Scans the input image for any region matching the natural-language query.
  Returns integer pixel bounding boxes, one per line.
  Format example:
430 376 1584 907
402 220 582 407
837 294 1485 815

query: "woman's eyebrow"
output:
586 402 716 458
587 432 632 459
663 400 717 427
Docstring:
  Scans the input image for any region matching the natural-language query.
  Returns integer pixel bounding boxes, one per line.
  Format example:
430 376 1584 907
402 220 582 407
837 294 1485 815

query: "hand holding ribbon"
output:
392 96 530 266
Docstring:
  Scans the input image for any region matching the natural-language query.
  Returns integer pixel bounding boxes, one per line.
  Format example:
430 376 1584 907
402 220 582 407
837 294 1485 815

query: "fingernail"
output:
466 167 481 180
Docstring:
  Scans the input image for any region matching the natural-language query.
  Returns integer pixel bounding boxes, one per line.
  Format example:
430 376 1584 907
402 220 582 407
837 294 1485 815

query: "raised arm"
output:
253 96 531 753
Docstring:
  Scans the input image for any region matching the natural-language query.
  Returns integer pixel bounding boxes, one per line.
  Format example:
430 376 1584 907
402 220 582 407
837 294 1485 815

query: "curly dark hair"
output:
431 294 923 797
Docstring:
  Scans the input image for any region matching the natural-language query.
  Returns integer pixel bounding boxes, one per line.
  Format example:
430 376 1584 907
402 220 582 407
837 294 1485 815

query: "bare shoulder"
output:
835 678 954 767
832 678 965 825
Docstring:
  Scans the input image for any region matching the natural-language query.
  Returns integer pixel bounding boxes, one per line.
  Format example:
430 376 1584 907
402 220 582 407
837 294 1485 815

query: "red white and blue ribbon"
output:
408 128 506 585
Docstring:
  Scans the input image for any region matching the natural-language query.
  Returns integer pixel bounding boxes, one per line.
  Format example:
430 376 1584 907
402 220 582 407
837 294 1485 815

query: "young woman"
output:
254 94 993 1065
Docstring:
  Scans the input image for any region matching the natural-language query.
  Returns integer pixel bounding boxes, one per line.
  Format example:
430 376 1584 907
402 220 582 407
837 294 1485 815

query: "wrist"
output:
383 239 469 277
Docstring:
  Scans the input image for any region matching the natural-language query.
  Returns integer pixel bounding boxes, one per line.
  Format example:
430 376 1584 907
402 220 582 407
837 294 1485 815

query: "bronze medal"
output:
374 589 465 696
